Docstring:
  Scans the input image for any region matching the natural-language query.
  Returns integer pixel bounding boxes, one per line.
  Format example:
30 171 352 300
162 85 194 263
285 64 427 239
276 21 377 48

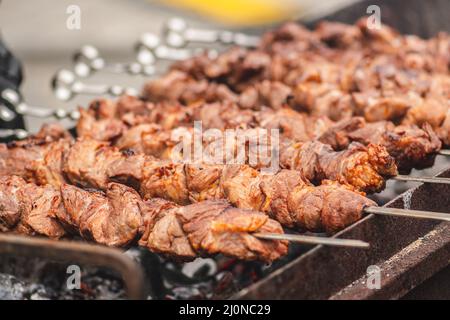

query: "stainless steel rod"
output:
365 206 450 222
253 233 370 248
393 174 450 185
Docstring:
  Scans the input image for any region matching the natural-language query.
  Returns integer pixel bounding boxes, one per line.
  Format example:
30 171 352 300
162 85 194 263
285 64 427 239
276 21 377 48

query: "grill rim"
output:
233 167 450 299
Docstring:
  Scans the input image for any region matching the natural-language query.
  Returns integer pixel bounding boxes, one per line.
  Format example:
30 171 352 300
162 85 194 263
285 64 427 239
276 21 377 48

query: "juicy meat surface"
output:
348 122 442 172
139 198 288 262
0 176 66 238
60 183 142 247
280 141 397 193
32 137 376 233
107 145 376 233
257 107 333 142
63 138 124 189
1 176 285 261
0 175 27 231
0 124 72 186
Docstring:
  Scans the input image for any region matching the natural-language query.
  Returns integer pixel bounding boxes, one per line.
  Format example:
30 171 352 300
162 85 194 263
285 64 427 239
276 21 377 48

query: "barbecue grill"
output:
0 0 449 300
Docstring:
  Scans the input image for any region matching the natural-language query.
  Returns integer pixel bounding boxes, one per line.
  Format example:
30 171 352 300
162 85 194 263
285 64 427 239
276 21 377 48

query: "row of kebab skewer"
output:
1 17 450 263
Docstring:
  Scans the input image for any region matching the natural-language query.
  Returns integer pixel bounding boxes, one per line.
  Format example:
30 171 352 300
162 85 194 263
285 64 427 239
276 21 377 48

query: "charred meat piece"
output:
0 176 286 261
347 122 442 172
63 139 124 190
192 101 256 130
257 171 375 233
77 103 127 142
318 117 366 150
144 70 293 110
60 183 142 247
239 80 292 110
257 107 333 142
77 95 195 134
143 70 238 105
139 198 287 262
290 82 354 121
0 176 66 238
280 141 397 193
0 175 27 232
113 123 397 194
105 147 376 233
26 139 71 187
0 124 72 185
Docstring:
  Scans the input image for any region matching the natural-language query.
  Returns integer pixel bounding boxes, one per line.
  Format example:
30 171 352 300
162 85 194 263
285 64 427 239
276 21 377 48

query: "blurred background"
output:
2 0 449 131
0 0 360 131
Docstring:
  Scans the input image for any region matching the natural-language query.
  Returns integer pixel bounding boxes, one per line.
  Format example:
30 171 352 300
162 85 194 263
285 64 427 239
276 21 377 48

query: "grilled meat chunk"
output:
0 176 286 261
0 124 72 186
63 139 124 189
77 102 126 141
103 144 376 233
161 18 449 142
318 118 442 172
347 122 442 172
139 198 287 262
256 107 333 142
0 175 27 231
318 117 366 150
60 183 142 246
143 70 238 105
280 141 397 193
0 176 66 238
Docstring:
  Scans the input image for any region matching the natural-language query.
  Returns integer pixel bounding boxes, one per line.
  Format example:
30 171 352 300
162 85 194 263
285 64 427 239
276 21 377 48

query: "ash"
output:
0 245 305 300
0 255 126 300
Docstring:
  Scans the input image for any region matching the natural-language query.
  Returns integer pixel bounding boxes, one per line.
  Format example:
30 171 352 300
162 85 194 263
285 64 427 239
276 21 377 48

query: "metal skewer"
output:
1 88 80 121
256 206 450 247
0 128 29 140
52 69 138 101
1 89 80 121
253 233 370 248
162 17 260 48
73 45 156 78
392 174 450 185
438 150 450 156
364 206 450 222
0 104 16 121
135 32 207 65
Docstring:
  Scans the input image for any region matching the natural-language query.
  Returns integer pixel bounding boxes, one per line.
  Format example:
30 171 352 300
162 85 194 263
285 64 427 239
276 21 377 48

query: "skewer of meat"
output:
149 19 449 142
143 65 449 146
88 120 397 194
1 127 448 236
60 138 450 229
78 112 450 194
76 95 443 174
0 175 288 262
0 132 370 256
0 130 375 233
